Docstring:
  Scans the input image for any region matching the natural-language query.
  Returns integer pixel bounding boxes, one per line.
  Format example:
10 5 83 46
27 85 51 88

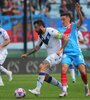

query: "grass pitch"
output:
0 74 90 100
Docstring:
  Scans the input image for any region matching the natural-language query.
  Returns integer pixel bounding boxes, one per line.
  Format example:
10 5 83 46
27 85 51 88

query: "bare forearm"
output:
26 46 40 56
77 10 84 23
76 3 84 27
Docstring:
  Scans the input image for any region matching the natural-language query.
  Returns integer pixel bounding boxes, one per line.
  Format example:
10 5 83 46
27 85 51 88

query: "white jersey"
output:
0 27 9 53
37 27 62 55
78 31 84 40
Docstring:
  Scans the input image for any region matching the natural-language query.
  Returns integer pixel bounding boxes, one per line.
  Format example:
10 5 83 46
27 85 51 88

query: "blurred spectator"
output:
2 0 12 15
11 2 21 15
41 4 51 17
87 0 90 8
60 0 68 14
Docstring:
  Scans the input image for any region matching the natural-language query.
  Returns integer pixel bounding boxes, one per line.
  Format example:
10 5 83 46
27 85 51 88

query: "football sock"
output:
61 72 67 92
45 76 63 90
61 72 67 86
0 65 9 75
84 84 89 92
69 68 76 81
36 72 45 91
0 72 3 84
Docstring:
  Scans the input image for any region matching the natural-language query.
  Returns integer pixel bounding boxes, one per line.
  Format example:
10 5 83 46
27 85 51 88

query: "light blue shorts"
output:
61 53 85 68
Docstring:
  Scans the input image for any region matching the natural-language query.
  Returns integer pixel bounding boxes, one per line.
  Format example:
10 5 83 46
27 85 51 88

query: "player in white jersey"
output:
0 27 12 86
21 20 68 96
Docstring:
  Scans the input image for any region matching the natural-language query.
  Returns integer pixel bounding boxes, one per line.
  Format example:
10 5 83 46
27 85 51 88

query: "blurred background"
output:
0 0 90 74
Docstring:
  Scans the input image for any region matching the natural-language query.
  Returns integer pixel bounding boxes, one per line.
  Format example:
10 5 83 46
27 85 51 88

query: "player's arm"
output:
21 40 43 58
75 3 84 28
56 34 69 56
0 38 10 49
0 30 10 49
56 24 72 55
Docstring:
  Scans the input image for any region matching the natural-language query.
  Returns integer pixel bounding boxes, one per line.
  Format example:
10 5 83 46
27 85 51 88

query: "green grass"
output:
0 74 90 100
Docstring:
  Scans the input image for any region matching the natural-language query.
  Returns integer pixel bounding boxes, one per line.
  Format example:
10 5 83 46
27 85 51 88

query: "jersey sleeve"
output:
3 30 10 39
36 37 43 47
49 28 63 39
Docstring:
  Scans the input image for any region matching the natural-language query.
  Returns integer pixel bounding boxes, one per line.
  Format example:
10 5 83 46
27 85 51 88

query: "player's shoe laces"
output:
7 71 12 81
28 88 40 96
59 91 68 97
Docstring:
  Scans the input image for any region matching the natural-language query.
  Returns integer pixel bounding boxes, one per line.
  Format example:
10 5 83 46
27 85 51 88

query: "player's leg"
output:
69 64 76 83
0 65 12 81
29 53 63 95
44 73 63 90
59 54 72 97
59 64 68 97
28 60 50 95
0 54 12 81
44 53 63 90
78 64 90 96
0 71 4 86
74 54 90 96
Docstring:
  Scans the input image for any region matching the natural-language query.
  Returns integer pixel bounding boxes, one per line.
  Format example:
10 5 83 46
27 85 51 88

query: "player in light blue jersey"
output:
58 3 90 97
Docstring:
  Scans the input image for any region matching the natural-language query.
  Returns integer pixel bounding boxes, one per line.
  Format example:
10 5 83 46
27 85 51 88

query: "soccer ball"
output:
14 88 26 98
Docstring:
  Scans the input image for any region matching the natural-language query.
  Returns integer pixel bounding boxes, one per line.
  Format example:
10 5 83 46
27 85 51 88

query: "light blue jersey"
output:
59 23 81 55
58 23 85 67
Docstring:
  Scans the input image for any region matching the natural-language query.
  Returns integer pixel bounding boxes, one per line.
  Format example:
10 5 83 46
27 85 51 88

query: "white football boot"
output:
59 91 68 97
28 88 40 96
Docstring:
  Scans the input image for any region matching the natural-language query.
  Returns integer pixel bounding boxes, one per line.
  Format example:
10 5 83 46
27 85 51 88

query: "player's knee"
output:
44 75 52 83
39 64 45 72
61 67 67 73
78 64 87 75
44 74 49 81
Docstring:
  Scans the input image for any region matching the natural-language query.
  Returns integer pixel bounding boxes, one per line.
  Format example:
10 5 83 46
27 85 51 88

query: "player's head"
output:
34 20 45 35
60 12 72 27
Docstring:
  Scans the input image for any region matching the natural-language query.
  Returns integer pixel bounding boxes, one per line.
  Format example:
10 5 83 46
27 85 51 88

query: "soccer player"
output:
69 31 84 83
0 26 12 86
59 3 90 97
21 20 69 96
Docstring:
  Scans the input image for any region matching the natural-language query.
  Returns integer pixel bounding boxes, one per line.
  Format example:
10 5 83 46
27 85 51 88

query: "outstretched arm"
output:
21 42 43 58
76 3 84 28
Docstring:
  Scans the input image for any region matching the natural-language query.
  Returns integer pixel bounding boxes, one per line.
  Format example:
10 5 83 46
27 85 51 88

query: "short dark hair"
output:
60 12 72 22
34 20 45 27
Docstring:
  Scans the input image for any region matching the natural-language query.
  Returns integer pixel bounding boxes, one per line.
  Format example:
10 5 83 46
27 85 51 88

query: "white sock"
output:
85 84 89 90
50 77 63 90
69 68 76 81
0 72 3 84
62 86 67 92
0 65 9 75
36 72 45 91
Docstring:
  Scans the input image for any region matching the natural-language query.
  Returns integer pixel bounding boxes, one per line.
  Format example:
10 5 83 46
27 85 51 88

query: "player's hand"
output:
56 49 63 56
75 3 81 12
21 54 28 58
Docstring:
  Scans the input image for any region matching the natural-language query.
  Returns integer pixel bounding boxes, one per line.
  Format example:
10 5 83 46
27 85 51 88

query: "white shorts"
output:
0 50 8 65
45 53 63 74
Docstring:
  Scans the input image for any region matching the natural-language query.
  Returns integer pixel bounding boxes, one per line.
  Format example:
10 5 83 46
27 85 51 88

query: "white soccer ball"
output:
14 88 26 98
